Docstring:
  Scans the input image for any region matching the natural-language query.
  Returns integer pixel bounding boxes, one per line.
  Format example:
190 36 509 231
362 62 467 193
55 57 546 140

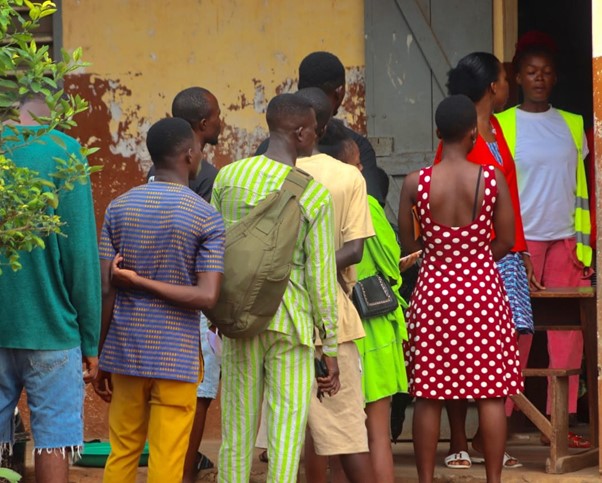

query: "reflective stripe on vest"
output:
495 107 592 267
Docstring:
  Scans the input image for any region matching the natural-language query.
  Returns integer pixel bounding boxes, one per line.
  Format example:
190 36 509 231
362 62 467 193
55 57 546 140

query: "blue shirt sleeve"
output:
195 208 225 273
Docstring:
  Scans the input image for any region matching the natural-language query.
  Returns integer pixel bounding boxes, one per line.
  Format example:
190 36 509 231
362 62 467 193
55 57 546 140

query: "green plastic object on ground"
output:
73 441 149 468
0 467 22 482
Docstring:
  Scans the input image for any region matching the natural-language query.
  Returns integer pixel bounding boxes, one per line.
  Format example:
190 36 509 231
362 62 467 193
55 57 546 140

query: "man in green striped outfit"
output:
212 94 340 482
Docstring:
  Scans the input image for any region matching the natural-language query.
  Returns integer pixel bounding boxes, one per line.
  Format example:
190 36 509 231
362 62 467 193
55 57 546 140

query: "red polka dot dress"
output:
405 165 523 400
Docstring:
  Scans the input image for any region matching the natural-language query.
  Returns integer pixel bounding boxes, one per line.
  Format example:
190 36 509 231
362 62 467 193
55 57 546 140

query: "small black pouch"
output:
314 357 329 378
352 274 399 318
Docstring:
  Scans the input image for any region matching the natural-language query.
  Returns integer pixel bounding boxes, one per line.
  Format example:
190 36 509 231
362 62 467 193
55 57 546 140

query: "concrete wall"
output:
592 0 602 470
58 0 366 438
62 0 367 230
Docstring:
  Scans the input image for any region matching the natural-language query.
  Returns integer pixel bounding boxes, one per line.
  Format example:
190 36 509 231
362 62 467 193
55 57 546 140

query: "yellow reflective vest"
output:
495 107 592 267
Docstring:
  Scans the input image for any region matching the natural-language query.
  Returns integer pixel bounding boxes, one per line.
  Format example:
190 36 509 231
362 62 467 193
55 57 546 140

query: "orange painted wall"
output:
59 0 367 439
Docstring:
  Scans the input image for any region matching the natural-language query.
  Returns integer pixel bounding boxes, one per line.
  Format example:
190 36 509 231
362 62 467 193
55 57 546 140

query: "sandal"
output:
444 451 472 469
568 432 592 449
195 451 214 472
540 432 591 449
502 452 523 468
471 451 522 469
259 450 269 463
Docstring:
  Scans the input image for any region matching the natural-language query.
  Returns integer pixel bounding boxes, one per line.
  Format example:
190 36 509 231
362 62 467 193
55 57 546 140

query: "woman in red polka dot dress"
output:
398 95 523 483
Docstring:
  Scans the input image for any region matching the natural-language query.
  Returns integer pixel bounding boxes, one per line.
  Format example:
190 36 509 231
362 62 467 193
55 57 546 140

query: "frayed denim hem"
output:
32 445 83 463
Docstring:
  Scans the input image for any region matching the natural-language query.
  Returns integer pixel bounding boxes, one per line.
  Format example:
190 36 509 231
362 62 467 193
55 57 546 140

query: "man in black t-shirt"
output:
149 158 217 202
254 51 388 205
147 86 222 482
147 87 221 203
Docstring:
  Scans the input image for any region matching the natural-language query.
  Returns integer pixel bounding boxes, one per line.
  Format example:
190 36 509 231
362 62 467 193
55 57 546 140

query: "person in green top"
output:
0 95 100 482
318 119 412 483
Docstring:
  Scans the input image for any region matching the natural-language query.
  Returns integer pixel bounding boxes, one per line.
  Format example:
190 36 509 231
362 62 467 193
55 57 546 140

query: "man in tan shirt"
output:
295 87 376 483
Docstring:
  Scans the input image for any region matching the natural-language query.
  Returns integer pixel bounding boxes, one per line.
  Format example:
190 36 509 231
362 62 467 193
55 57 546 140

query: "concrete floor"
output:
14 435 601 482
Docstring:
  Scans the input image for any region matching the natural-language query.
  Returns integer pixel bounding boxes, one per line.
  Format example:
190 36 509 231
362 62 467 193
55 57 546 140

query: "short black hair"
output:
298 51 345 93
295 87 332 132
146 117 194 167
266 93 314 132
171 87 214 123
447 52 500 102
435 95 476 142
317 119 352 160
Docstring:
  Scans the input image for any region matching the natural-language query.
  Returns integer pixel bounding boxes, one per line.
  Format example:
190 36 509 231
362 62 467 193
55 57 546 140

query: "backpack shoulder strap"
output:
281 167 312 199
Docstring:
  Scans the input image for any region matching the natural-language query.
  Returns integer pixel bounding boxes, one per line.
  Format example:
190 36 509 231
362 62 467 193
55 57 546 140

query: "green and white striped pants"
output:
218 329 314 483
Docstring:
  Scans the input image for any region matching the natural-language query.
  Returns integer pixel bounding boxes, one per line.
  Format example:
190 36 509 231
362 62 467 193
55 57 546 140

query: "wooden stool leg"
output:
547 375 569 473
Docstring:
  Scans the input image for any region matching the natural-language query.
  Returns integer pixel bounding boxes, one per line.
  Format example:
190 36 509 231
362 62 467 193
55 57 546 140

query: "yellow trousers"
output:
103 374 197 483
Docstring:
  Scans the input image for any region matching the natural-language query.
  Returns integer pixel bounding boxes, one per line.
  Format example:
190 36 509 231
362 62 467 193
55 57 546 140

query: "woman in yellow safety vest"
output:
496 31 592 449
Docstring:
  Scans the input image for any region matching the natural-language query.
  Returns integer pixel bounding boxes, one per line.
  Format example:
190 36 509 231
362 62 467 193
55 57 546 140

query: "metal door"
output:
365 0 493 220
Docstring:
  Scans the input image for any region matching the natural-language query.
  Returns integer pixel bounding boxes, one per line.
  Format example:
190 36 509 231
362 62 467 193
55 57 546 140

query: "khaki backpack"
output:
206 167 312 338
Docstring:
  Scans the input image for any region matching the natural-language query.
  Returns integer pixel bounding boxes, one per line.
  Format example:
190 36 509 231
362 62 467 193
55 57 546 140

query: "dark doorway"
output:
516 1 594 427
518 0 593 129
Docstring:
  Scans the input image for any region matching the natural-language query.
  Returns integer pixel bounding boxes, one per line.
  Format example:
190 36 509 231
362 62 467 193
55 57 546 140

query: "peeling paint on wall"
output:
593 56 602 190
208 66 368 167
65 73 148 230
65 65 368 217
61 0 368 439
341 66 368 134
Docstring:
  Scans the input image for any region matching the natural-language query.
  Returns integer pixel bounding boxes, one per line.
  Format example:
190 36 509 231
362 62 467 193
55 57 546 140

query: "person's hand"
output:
399 250 422 273
522 253 545 291
317 354 341 397
93 370 113 403
110 253 139 290
82 356 98 384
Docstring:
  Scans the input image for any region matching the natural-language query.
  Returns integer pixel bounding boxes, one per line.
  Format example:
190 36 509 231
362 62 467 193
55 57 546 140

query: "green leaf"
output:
82 146 100 156
0 78 18 90
73 46 83 62
0 0 94 273
42 191 58 208
38 179 56 189
61 47 70 64
33 235 46 249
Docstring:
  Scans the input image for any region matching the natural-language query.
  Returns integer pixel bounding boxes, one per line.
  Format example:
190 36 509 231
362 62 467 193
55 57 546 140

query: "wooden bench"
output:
510 368 595 473
512 288 599 474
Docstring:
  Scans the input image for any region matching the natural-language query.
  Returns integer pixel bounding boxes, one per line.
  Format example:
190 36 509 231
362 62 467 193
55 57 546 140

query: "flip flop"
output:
503 452 523 468
444 451 472 469
471 452 523 469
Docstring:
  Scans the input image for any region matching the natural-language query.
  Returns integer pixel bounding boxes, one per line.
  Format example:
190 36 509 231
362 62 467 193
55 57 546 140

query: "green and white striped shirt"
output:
212 155 338 355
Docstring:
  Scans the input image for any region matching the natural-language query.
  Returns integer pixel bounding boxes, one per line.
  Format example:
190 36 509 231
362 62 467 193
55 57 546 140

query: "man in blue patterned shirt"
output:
93 117 225 482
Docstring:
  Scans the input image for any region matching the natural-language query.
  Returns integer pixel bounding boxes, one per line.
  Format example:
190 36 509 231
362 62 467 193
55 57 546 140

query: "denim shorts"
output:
197 314 220 399
0 347 84 452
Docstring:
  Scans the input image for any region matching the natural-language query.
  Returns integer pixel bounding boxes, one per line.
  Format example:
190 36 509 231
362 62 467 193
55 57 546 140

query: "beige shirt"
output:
298 153 374 343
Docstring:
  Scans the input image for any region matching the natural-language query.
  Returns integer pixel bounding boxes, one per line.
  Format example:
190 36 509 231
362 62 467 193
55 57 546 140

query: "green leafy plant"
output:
0 0 100 274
